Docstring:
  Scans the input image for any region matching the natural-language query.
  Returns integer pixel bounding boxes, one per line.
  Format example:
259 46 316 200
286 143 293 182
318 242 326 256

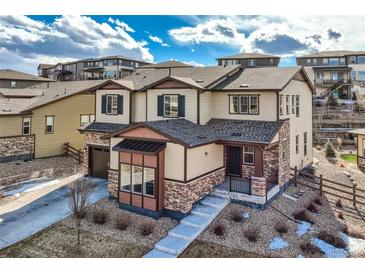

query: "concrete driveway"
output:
0 175 108 250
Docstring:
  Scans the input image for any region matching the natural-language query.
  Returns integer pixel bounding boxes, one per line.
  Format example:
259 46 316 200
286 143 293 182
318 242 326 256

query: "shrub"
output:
0 191 4 200
337 212 344 219
244 227 259 242
275 221 289 235
317 231 346 249
313 197 322 206
230 208 243 222
139 220 154 236
92 209 108 224
213 223 225 236
115 214 131 231
335 199 343 208
324 141 336 158
327 93 338 106
342 225 365 240
300 241 322 255
293 210 314 224
307 203 318 213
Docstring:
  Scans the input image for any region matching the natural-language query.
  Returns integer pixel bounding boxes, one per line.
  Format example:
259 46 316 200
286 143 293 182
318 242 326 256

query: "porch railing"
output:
229 176 251 195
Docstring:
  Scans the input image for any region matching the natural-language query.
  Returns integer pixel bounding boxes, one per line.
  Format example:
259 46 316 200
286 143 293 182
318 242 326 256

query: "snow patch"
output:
296 221 312 236
243 212 250 220
269 237 288 250
340 232 365 256
311 238 348 258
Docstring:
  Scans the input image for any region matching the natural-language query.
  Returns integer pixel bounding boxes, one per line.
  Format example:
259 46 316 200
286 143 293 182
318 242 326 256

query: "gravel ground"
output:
0 156 80 180
197 184 364 258
0 198 177 258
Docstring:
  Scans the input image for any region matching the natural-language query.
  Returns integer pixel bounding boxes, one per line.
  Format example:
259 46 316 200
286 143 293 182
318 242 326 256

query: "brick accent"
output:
164 167 225 213
359 156 365 169
82 131 110 175
250 176 267 196
108 169 119 198
263 144 279 183
241 164 255 178
0 135 34 163
278 120 290 186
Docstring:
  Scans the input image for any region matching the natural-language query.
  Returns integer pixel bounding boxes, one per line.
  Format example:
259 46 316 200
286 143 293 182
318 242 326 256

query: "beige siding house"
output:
80 64 314 219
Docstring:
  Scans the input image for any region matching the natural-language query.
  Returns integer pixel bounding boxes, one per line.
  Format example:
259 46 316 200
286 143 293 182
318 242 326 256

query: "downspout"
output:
197 90 200 124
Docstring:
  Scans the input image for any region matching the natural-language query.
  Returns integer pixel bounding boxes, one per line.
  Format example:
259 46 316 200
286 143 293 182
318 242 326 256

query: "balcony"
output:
315 79 349 85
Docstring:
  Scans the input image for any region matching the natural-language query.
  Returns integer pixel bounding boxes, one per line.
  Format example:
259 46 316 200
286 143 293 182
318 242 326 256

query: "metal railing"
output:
229 176 251 194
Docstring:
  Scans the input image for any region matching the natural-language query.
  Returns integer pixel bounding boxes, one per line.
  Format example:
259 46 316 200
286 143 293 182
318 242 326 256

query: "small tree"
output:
327 93 338 106
336 137 343 151
324 140 336 158
68 178 94 245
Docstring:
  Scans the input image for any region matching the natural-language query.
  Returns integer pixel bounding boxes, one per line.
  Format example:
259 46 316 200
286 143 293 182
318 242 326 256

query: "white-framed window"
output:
106 94 118 115
243 146 255 165
296 95 300 117
22 117 31 135
11 81 16 88
286 95 290 115
295 135 299 154
229 95 259 115
132 166 143 194
304 132 308 156
249 59 256 66
45 116 54 134
120 164 131 191
163 95 179 118
80 114 95 126
120 164 156 198
279 94 284 115
143 167 155 197
291 95 295 114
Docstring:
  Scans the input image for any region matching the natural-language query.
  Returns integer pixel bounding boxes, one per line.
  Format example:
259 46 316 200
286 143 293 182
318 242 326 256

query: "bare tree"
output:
68 178 94 245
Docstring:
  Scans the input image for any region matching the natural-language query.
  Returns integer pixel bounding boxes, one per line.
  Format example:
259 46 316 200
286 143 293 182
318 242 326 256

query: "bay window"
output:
243 147 255 165
120 164 156 198
230 95 259 115
132 166 143 193
143 168 155 197
120 164 131 191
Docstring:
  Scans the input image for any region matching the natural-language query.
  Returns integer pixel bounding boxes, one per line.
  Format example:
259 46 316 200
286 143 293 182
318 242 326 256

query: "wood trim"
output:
197 90 200 124
165 166 225 184
184 146 187 182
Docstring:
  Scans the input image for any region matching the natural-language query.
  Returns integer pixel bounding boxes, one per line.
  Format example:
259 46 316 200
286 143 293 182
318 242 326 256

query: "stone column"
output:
250 176 267 196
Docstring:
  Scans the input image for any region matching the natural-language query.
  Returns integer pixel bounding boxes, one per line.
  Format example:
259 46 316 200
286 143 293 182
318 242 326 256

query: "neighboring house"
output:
37 55 151 81
296 50 365 99
348 128 365 169
217 53 280 67
136 60 193 70
0 81 100 162
80 64 314 218
0 69 54 89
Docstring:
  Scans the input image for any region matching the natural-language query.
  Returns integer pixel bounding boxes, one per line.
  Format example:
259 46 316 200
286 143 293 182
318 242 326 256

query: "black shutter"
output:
157 95 164 116
178 95 185 117
101 95 107 114
117 95 123 114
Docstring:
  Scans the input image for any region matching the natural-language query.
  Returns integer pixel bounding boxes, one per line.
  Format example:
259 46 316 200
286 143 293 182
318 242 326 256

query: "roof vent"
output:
64 89 67 94
195 79 204 83
2 108 11 112
231 132 242 137
239 84 249 88
197 135 207 139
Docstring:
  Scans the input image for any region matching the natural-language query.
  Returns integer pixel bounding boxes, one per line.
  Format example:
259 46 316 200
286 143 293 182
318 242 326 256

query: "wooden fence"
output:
291 166 365 208
64 143 83 164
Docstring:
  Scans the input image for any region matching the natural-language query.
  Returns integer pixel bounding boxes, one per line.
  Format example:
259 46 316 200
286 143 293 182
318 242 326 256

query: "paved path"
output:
0 176 108 250
144 194 229 258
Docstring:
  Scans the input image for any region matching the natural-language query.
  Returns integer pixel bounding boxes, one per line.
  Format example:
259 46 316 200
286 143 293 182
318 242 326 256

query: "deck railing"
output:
64 142 83 164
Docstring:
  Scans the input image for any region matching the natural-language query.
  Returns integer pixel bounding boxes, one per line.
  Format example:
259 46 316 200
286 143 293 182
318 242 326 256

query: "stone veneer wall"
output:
359 156 365 169
108 169 119 198
82 131 109 175
241 165 255 178
263 144 279 183
278 120 290 186
250 176 267 196
164 167 225 213
0 135 35 163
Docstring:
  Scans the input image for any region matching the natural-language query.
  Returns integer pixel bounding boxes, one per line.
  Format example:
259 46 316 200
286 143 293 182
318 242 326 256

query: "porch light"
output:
205 152 208 156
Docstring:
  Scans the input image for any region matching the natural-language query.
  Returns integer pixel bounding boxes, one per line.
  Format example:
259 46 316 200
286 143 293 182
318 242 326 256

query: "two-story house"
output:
80 64 314 218
217 53 280 67
0 69 54 89
296 50 365 99
37 55 151 81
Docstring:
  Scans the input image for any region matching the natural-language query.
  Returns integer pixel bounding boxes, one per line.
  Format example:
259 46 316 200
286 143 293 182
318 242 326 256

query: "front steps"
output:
143 194 229 258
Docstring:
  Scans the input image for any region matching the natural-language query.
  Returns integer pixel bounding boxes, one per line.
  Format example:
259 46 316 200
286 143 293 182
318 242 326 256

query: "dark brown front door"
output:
227 146 241 176
89 146 109 179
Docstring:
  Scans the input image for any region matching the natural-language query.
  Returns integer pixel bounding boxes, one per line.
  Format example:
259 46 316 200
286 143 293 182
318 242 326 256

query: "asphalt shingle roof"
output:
217 52 280 60
297 50 365 58
82 122 129 133
0 69 54 82
138 60 193 69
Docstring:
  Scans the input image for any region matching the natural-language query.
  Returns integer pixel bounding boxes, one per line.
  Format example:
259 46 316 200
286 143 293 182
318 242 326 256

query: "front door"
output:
227 146 241 176
89 146 109 179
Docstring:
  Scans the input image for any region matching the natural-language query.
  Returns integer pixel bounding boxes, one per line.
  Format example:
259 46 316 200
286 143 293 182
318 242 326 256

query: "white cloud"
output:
146 32 170 47
0 15 153 74
169 16 365 57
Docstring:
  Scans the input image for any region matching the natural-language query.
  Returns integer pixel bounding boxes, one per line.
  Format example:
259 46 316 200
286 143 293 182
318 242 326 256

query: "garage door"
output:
89 146 109 179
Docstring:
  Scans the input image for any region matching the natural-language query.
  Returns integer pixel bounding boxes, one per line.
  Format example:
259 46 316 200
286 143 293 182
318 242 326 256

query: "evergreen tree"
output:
324 140 336 158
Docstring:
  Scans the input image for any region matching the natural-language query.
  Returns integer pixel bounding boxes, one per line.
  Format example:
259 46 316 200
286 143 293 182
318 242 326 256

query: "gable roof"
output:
0 69 54 82
0 97 37 115
297 50 365 58
0 88 44 98
37 64 55 70
138 60 193 69
217 52 280 60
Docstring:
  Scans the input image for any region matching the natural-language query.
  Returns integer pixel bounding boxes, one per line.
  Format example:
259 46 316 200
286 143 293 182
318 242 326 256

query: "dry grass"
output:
115 214 131 231
342 225 365 240
275 221 289 235
139 220 154 236
293 210 314 224
92 209 108 224
244 227 260 243
213 223 225 236
337 212 344 220
317 231 346 249
300 241 323 256
230 208 243 222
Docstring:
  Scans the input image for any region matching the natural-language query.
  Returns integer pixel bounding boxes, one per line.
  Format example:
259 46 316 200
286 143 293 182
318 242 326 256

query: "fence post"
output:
353 182 357 208
319 174 323 196
294 166 298 186
65 142 69 157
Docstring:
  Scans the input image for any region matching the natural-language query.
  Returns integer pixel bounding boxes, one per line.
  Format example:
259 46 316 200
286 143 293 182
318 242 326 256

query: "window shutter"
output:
101 95 107 114
117 95 123 114
157 95 164 116
178 95 185 117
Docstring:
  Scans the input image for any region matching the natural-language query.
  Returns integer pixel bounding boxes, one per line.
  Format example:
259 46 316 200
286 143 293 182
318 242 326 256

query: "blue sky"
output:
1 15 365 74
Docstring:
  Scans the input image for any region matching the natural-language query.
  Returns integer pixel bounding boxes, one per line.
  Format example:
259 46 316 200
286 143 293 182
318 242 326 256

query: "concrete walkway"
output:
0 175 108 250
144 194 229 258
